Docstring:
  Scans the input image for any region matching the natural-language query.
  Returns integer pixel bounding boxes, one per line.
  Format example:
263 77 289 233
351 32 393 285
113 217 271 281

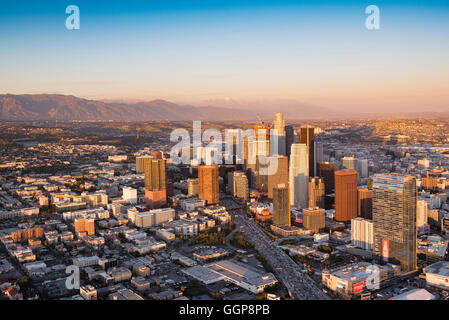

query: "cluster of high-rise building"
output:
143 158 167 208
190 113 430 276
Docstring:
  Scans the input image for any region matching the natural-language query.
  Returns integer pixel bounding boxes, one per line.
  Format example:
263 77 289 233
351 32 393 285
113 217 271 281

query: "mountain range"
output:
0 94 447 121
0 94 335 121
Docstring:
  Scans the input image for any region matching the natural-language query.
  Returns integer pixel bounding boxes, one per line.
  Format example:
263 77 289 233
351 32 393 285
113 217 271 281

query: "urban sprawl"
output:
0 117 448 301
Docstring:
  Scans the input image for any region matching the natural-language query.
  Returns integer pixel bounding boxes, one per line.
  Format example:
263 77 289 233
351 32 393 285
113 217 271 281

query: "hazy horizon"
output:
1 0 449 114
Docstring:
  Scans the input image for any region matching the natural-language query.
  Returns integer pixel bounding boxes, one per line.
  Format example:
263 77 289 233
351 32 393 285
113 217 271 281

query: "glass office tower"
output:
372 173 417 272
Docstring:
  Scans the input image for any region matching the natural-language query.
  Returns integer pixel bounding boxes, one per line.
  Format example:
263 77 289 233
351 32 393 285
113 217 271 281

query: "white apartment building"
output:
351 217 374 251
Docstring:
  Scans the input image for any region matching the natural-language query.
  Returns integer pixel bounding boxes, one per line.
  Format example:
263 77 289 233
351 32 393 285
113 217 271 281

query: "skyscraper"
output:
300 126 315 177
318 162 335 194
273 184 290 227
255 159 269 194
187 178 199 197
351 217 374 251
233 171 249 201
244 124 269 191
358 159 369 178
289 143 309 209
267 155 289 199
309 177 325 208
342 156 358 171
244 137 258 188
227 171 234 193
334 169 358 222
255 125 270 193
303 207 325 232
136 156 151 174
273 113 286 156
314 141 324 176
416 199 429 228
372 174 417 272
285 125 294 159
226 129 242 164
144 158 167 208
358 188 373 219
198 165 220 205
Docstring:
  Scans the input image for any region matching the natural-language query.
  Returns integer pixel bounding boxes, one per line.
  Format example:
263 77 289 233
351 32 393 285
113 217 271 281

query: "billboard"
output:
382 239 389 263
353 282 365 294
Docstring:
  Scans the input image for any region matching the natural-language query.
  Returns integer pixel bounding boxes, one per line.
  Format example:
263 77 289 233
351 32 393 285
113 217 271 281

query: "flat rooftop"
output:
206 260 276 288
182 265 224 284
417 235 448 257
328 262 399 283
393 288 435 300
424 261 449 276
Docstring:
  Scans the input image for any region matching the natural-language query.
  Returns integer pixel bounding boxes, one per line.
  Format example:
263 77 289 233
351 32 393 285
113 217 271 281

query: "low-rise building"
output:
423 261 449 290
80 285 97 300
417 235 448 263
322 262 401 296
109 288 144 300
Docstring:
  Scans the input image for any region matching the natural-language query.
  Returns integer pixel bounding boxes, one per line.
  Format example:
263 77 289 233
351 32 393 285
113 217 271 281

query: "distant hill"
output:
0 94 269 121
1 94 444 121
195 98 339 120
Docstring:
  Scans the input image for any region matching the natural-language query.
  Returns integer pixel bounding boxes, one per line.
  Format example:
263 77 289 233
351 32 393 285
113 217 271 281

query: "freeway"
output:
232 209 330 300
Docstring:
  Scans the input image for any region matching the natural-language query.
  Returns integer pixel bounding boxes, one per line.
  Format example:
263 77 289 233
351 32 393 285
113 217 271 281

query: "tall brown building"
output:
318 162 335 194
422 175 438 191
136 156 151 174
300 126 315 177
267 155 289 199
273 184 290 227
358 188 373 219
188 178 199 196
334 169 358 222
309 177 325 208
144 158 167 208
74 218 95 236
303 207 325 232
233 171 249 201
198 165 220 205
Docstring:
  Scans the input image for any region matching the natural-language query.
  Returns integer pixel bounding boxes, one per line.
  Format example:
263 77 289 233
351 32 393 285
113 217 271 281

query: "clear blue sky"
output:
1 0 448 113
